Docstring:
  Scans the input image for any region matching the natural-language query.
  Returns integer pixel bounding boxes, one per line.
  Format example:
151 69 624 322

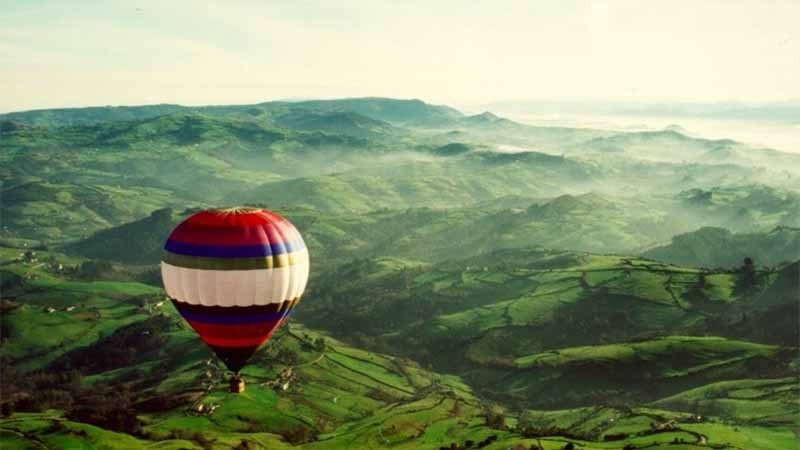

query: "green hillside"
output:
642 226 800 268
503 336 785 407
2 97 799 449
1 250 796 449
4 97 797 247
68 187 798 272
652 377 799 426
1 182 185 243
229 161 588 214
298 249 798 406
64 208 188 265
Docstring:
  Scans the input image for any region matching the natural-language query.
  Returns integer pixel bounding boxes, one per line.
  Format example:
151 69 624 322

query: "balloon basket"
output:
230 375 245 394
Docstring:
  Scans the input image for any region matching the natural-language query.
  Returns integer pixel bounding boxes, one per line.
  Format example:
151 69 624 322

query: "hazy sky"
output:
1 0 799 112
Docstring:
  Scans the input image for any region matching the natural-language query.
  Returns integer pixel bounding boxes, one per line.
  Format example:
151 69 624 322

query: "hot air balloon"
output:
161 207 309 393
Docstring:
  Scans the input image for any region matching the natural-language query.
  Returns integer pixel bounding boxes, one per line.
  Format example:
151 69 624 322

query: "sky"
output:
1 0 799 113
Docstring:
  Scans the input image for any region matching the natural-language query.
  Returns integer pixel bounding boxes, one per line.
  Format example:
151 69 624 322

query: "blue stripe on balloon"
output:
176 307 293 325
164 239 305 258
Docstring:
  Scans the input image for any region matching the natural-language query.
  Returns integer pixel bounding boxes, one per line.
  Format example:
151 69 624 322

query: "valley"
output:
1 98 798 449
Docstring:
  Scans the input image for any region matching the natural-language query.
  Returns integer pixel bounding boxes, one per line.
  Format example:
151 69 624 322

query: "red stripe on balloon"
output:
187 319 283 339
194 316 288 348
169 220 298 246
199 334 272 348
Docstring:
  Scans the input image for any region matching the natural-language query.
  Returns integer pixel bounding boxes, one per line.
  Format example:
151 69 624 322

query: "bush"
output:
66 384 141 435
1 401 14 417
49 315 171 374
76 260 114 279
234 440 255 450
280 425 318 444
484 410 505 429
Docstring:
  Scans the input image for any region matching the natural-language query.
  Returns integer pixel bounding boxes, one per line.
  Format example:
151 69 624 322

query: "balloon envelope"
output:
161 207 309 372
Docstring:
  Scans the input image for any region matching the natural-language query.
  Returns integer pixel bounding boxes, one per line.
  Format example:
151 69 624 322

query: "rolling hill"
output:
67 186 799 274
642 226 800 268
1 247 797 449
0 97 462 128
296 249 798 406
2 96 799 449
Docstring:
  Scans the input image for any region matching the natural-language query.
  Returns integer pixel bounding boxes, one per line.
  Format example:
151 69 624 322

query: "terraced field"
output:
2 246 795 449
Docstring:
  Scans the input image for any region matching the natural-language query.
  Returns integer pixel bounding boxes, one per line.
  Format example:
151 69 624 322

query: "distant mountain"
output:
229 171 538 213
578 128 800 176
3 99 798 247
458 111 509 126
0 97 462 128
676 185 800 231
432 142 476 156
286 97 462 124
486 99 800 122
64 187 795 271
98 112 291 147
582 129 716 161
642 226 800 268
424 192 674 256
271 110 401 139
0 104 191 127
664 124 690 134
1 112 288 149
228 151 599 213
428 112 614 150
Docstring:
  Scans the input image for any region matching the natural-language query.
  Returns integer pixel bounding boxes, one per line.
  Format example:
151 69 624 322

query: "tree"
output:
76 260 114 279
280 425 318 444
739 256 757 293
276 348 299 365
234 440 254 450
484 409 505 429
450 400 462 417
1 401 14 417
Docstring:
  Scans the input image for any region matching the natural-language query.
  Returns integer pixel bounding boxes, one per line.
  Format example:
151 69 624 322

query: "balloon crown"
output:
211 206 262 215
